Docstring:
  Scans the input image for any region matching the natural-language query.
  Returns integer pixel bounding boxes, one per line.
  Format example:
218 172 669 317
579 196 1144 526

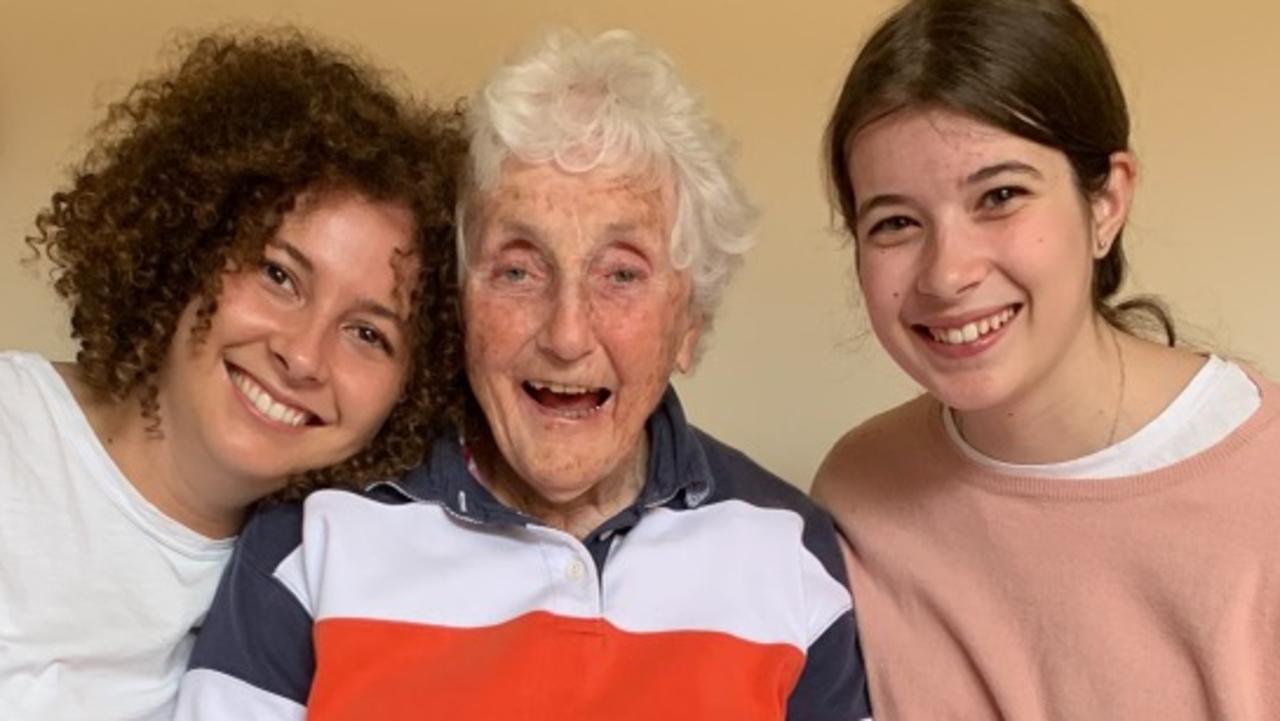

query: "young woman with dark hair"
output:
814 1 1278 717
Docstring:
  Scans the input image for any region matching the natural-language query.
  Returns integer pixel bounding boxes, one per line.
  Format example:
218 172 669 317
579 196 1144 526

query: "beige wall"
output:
3 0 1277 488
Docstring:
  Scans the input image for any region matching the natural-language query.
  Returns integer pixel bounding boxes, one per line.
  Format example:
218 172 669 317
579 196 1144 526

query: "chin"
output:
524 471 597 504
911 367 1009 413
935 382 1014 415
514 456 611 501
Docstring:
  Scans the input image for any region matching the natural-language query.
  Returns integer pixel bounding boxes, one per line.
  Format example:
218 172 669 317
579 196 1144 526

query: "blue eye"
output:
609 268 642 284
500 267 529 283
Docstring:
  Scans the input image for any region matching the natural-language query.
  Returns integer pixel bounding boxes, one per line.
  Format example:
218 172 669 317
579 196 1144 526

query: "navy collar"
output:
385 386 715 526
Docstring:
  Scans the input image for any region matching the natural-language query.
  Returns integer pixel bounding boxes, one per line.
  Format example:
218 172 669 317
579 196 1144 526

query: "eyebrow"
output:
495 219 542 243
964 161 1044 185
352 298 408 326
855 193 913 220
269 239 314 274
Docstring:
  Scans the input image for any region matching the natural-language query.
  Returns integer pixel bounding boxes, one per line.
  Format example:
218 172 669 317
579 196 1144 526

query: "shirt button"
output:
566 558 587 581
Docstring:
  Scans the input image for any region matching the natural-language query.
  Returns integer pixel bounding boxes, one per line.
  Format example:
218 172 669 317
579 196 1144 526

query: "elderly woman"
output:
177 30 870 721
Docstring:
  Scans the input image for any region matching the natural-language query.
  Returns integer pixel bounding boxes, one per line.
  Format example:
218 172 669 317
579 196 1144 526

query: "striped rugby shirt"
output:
176 389 872 720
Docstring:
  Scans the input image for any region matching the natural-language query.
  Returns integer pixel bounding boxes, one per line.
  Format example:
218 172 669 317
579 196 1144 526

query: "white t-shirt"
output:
0 351 234 720
944 355 1262 479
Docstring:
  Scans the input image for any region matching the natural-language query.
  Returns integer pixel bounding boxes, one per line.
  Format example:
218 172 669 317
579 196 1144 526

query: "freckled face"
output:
462 162 700 504
848 108 1116 412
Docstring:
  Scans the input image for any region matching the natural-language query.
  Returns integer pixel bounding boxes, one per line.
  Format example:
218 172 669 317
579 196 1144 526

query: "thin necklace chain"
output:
953 326 1129 454
1105 326 1127 447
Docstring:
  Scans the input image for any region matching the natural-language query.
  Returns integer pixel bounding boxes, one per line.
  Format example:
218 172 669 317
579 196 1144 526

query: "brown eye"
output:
261 261 297 294
868 215 916 236
351 324 393 354
980 186 1028 209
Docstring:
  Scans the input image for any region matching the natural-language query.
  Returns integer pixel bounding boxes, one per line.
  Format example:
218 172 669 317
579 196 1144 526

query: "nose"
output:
537 281 595 364
269 314 330 384
915 222 989 299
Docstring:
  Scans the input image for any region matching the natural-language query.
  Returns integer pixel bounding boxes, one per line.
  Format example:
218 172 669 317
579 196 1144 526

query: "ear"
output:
674 314 702 375
1090 151 1137 259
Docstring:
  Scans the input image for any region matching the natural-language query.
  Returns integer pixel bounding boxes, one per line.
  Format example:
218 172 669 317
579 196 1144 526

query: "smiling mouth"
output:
522 380 612 419
915 304 1022 346
228 365 321 427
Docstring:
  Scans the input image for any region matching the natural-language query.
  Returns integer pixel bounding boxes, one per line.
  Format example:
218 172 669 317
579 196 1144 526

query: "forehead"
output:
849 109 1064 188
276 192 420 302
479 161 674 237
282 190 416 251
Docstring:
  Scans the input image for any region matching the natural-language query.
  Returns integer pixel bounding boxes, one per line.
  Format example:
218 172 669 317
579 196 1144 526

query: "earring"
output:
1094 235 1113 258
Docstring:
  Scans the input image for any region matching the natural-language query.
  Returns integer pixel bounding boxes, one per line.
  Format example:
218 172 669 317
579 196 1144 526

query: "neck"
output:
474 434 648 540
955 318 1127 464
62 366 250 538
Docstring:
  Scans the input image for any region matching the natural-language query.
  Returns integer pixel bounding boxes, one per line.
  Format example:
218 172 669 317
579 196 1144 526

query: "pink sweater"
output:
814 373 1280 720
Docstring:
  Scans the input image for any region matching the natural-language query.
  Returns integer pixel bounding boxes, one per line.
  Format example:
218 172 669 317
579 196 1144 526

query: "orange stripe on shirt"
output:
309 612 806 721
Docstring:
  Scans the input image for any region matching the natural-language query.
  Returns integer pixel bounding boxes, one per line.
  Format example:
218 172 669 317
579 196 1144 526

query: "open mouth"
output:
522 380 612 419
228 365 322 427
915 304 1021 346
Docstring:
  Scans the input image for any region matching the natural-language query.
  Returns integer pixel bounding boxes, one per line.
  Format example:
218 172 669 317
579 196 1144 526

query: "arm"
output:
787 512 873 721
174 503 315 720
787 611 873 721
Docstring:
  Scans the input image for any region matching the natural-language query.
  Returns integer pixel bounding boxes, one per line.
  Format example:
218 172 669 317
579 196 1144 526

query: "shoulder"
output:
234 499 309 574
812 393 935 504
0 352 90 458
0 350 56 394
693 426 820 517
1221 361 1280 446
1237 361 1280 400
0 351 50 414
691 427 849 582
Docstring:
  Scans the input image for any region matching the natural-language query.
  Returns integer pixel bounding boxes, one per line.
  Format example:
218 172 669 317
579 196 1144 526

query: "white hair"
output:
461 28 757 330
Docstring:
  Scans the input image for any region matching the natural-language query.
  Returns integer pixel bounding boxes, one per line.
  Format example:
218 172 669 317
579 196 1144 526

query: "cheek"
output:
215 272 260 310
362 377 405 425
857 258 908 325
463 325 500 382
1014 231 1094 306
462 294 510 356
1015 200 1094 266
462 299 537 392
208 276 279 336
608 306 686 386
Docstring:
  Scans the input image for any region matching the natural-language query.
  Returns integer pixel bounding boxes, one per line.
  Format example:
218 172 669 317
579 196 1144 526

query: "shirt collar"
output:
386 385 716 524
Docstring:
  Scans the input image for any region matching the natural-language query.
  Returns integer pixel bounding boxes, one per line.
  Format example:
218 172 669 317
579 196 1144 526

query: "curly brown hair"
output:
27 28 468 496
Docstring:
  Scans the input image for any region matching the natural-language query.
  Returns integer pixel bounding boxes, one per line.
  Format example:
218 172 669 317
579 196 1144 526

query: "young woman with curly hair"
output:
0 30 466 719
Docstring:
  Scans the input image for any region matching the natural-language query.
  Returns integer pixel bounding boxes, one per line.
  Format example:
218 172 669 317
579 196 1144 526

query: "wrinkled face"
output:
848 108 1122 412
160 190 418 498
463 161 700 504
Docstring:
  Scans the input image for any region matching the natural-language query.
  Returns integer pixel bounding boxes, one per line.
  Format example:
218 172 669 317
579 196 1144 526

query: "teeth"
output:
230 369 311 427
928 307 1017 346
528 380 598 395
